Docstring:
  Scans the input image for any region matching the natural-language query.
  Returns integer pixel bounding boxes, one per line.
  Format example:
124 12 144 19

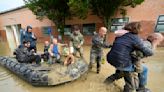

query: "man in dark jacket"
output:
14 41 41 65
105 22 153 92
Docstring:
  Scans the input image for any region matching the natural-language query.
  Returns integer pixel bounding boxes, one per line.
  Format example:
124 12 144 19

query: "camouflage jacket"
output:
70 32 84 48
91 34 111 53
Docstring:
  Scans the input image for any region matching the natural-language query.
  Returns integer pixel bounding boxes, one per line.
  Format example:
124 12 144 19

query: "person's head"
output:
44 41 49 46
147 33 164 49
72 25 80 35
98 27 107 38
23 40 28 47
52 38 58 45
123 22 141 34
27 41 31 48
27 25 32 32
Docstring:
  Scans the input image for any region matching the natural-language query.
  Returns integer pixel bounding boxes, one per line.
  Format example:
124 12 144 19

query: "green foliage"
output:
68 0 89 19
89 0 144 31
24 0 71 39
24 0 144 34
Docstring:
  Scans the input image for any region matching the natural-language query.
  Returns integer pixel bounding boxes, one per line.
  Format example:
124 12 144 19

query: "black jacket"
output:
14 46 34 63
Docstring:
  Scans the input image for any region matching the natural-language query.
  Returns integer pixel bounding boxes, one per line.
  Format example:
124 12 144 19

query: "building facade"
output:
0 0 164 50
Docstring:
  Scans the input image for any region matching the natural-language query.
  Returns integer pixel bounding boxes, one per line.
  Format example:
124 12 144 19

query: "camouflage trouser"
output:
73 47 83 58
89 50 102 73
105 70 139 92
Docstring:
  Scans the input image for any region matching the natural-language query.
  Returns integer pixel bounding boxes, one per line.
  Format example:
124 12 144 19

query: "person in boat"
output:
21 25 37 52
69 25 84 58
14 40 41 65
48 38 67 64
41 41 50 61
89 27 112 74
62 45 75 66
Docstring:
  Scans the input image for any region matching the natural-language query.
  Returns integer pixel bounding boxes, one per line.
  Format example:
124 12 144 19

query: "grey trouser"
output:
89 49 102 71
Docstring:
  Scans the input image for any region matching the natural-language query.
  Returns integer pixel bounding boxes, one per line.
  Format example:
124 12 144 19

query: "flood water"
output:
0 42 164 92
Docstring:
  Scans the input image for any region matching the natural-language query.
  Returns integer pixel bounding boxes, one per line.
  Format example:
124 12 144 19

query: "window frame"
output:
110 17 129 32
64 25 72 36
154 15 164 32
82 23 96 35
42 26 51 36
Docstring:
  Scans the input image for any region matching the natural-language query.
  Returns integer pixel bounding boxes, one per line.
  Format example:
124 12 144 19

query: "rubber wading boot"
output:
97 68 100 74
104 76 115 84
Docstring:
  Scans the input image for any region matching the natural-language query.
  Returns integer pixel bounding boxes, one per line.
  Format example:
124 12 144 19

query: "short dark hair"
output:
123 22 141 34
72 24 80 31
23 40 30 44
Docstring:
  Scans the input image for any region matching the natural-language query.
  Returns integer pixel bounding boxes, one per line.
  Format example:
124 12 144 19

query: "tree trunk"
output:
103 17 112 42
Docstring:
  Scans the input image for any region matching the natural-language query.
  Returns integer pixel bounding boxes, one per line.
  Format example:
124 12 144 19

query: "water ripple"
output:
0 67 12 82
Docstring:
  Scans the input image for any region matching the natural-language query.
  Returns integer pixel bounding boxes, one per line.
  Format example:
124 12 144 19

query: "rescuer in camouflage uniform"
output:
89 27 111 74
70 25 84 58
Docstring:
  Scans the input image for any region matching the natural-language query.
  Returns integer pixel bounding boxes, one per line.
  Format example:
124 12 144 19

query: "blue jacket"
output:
23 31 37 48
107 33 153 71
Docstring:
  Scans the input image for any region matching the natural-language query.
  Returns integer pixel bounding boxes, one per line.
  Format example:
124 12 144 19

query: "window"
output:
155 15 164 32
111 17 129 32
42 26 51 36
64 25 71 36
82 23 95 35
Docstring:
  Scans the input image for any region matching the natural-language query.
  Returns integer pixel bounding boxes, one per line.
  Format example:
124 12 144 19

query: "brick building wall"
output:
0 0 164 46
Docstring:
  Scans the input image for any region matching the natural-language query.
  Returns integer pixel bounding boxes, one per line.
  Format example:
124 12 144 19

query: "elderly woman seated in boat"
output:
13 40 41 65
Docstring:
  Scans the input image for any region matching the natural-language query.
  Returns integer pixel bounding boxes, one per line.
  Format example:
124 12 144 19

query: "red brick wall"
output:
31 20 164 47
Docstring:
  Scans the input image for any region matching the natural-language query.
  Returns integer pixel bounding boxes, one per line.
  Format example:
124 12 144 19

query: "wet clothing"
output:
14 46 41 64
106 33 153 92
90 34 111 73
138 65 148 88
70 32 84 57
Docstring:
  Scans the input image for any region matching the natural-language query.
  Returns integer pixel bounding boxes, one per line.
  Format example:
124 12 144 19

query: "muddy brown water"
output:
0 42 164 92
